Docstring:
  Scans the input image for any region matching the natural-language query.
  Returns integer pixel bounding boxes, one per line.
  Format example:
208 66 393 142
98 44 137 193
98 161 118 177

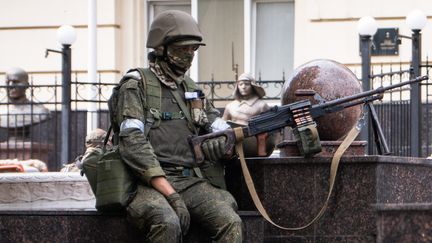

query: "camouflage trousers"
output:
126 181 243 243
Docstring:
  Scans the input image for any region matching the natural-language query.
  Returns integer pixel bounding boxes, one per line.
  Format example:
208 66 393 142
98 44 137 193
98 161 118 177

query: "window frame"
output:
249 0 294 79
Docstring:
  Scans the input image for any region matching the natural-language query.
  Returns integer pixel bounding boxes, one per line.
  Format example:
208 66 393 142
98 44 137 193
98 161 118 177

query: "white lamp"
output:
406 10 427 31
357 16 378 36
56 25 77 45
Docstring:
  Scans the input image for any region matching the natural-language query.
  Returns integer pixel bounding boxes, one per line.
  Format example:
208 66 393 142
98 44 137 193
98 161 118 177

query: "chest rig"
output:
109 67 204 144
134 68 201 136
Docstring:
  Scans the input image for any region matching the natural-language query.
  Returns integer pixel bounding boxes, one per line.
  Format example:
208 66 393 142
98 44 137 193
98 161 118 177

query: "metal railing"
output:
1 63 432 171
364 61 432 157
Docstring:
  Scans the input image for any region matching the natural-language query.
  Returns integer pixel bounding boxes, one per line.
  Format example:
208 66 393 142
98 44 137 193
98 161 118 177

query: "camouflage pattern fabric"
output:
116 67 242 242
127 176 242 242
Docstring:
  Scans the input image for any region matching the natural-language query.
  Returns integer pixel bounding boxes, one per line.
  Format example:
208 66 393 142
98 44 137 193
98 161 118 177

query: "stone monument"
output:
0 67 51 169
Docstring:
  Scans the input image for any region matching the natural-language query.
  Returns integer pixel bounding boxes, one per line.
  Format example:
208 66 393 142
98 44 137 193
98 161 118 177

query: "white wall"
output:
0 0 119 79
295 0 432 69
1 0 432 84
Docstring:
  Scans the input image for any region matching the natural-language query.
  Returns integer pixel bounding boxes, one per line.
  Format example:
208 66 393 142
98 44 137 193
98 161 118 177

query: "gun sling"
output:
233 124 361 230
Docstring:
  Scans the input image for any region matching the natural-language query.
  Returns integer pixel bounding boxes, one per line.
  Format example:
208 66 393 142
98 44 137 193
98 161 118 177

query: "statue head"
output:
233 72 266 100
5 67 29 102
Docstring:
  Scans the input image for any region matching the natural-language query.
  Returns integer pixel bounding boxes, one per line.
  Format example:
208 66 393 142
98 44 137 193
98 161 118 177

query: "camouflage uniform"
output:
115 10 243 243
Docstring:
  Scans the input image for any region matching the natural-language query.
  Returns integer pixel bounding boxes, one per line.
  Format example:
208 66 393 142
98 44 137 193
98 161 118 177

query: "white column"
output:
190 0 199 81
87 0 98 134
244 0 252 73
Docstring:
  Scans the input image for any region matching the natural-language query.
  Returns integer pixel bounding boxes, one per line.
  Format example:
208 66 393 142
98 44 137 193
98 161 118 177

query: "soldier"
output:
61 128 109 173
114 10 242 242
0 67 50 129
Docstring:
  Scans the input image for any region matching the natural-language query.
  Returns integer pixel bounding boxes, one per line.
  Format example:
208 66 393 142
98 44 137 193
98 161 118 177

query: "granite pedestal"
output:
225 155 432 242
0 172 262 243
1 156 432 242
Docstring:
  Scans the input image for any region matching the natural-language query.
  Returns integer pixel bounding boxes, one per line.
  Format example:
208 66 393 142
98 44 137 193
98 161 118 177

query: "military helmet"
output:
5 67 29 87
147 10 205 48
85 128 108 148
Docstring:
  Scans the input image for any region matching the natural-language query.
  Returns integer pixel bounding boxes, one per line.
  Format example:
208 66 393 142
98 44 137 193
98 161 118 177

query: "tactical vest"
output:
108 68 200 143
108 69 226 189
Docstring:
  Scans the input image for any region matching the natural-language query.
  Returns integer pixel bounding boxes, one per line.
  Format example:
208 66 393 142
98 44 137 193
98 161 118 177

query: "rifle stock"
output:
189 75 428 164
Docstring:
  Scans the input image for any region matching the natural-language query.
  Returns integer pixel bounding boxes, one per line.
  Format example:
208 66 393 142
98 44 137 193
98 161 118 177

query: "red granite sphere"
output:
282 59 362 141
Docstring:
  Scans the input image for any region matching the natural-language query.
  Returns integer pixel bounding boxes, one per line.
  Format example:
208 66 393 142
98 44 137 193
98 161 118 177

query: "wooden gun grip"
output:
188 130 237 164
188 135 207 164
256 133 269 157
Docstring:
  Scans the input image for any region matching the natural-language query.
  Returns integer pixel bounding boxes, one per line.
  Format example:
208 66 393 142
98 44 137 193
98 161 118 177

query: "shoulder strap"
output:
183 75 200 92
169 89 198 134
134 68 162 135
233 124 361 231
138 68 162 112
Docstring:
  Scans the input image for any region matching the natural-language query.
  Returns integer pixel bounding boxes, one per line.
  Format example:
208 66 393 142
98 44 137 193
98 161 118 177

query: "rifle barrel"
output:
316 75 428 109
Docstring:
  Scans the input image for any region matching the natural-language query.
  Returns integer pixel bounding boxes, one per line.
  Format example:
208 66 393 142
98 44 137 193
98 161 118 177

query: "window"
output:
252 0 294 81
198 0 244 81
144 0 294 83
148 1 191 20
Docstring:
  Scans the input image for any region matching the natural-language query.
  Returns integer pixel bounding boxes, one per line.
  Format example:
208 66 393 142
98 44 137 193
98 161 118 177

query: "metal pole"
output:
410 30 421 157
87 0 98 134
359 35 372 154
190 0 198 81
61 44 71 167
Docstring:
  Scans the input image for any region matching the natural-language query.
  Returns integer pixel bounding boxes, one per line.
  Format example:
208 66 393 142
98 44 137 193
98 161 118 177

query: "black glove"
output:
202 136 227 162
166 192 190 235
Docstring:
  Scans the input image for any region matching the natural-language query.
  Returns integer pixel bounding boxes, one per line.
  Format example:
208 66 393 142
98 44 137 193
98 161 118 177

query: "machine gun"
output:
189 75 429 164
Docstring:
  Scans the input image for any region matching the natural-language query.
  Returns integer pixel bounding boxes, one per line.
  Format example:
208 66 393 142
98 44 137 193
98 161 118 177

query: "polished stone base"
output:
0 210 262 243
1 156 432 242
225 155 432 242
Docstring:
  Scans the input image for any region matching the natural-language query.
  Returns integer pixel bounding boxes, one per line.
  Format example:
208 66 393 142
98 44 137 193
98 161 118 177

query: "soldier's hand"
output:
202 136 227 162
166 192 190 235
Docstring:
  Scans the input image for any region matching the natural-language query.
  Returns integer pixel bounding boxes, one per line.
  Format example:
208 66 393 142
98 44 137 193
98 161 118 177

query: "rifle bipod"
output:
367 102 391 155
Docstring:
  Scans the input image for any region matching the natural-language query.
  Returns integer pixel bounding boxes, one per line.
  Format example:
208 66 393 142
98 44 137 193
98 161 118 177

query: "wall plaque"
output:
371 28 399 56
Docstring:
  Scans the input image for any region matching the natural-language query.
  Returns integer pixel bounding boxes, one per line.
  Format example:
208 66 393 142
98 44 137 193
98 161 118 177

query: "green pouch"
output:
95 145 136 211
293 122 322 157
81 148 103 195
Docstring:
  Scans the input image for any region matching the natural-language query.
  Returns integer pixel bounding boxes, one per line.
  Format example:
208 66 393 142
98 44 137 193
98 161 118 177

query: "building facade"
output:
0 0 431 92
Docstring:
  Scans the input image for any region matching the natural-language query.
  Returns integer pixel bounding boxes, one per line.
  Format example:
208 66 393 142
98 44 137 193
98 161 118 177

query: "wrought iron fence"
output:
0 72 116 171
197 80 284 107
367 61 432 157
421 60 432 156
1 64 432 171
0 72 285 171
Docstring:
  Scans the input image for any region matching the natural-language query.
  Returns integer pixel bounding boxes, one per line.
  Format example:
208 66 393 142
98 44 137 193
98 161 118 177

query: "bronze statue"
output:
222 73 276 157
223 72 269 125
0 67 50 129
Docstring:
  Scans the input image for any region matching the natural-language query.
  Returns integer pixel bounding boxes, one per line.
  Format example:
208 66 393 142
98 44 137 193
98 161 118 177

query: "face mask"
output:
166 45 197 74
